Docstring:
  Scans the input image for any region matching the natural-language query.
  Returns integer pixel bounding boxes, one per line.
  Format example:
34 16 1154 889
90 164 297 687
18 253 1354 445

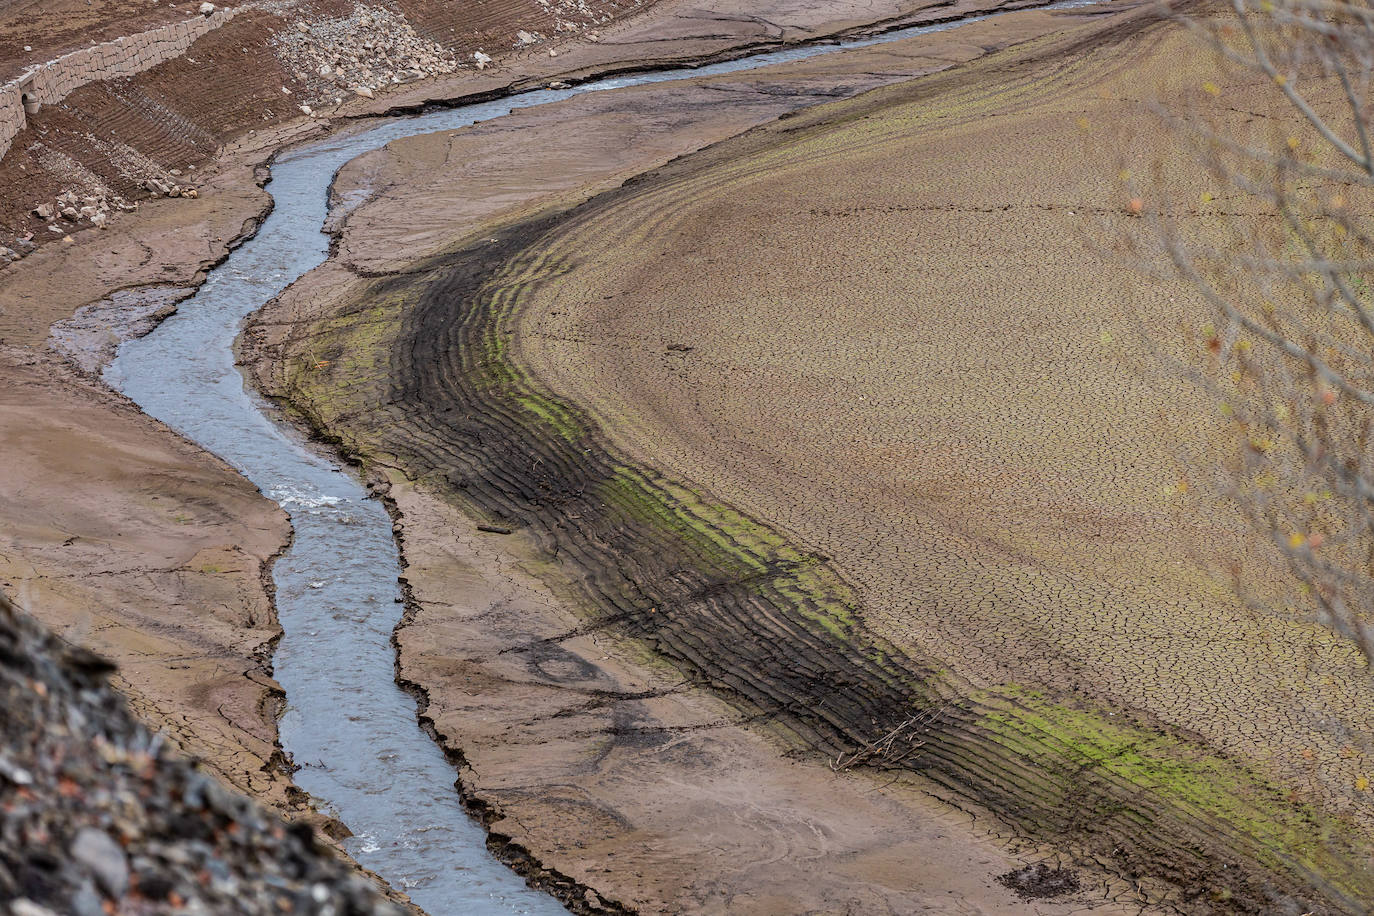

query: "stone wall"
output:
0 6 244 160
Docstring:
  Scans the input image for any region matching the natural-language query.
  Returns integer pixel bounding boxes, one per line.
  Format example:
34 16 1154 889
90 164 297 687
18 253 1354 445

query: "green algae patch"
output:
970 686 1374 904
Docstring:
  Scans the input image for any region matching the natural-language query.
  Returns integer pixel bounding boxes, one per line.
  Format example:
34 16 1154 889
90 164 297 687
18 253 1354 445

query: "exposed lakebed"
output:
104 4 1101 913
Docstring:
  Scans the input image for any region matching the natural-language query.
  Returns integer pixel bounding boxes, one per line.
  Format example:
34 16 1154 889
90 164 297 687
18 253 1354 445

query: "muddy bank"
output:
247 1 1374 912
242 4 1234 913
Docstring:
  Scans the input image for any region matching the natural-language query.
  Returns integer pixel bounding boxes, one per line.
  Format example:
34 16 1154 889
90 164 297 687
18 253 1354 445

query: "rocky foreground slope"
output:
0 591 403 916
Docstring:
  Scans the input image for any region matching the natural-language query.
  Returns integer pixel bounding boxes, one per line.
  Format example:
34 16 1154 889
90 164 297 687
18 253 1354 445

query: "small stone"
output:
183 189 199 200
69 882 103 916
91 212 109 229
11 901 60 916
200 2 215 14
32 204 53 219
0 757 33 785
71 828 130 898
297 21 310 33
353 86 373 98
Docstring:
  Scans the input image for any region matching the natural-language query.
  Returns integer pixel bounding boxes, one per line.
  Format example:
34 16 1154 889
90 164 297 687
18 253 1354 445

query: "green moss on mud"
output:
261 202 1374 913
975 686 1374 900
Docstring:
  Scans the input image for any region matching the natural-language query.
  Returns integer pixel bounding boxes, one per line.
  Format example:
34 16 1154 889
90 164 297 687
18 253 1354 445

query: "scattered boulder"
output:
473 50 493 70
200 1 216 14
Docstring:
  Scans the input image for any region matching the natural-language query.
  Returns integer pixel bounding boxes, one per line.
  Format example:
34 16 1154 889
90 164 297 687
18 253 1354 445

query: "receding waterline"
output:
106 2 1107 913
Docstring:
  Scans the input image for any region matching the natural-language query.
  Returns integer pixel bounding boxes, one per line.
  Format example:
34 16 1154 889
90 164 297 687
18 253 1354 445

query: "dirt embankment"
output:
247 2 1374 913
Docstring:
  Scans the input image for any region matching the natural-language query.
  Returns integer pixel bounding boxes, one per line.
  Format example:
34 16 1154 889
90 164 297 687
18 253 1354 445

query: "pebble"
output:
71 828 129 898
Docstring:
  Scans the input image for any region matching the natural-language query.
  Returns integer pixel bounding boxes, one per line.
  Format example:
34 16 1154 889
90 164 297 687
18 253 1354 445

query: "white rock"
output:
473 50 492 69
200 2 216 14
71 828 128 899
91 212 109 229
11 900 58 916
516 30 538 46
353 86 373 98
32 204 53 219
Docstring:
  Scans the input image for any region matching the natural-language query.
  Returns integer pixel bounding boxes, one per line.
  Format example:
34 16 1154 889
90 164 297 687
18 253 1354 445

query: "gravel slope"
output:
0 591 406 916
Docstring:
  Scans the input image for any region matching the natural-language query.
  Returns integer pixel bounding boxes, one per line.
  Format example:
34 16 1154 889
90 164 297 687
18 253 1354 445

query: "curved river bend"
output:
106 3 1101 913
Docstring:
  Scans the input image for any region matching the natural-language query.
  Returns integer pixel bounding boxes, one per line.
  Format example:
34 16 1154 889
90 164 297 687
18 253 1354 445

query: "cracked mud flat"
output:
248 0 1374 913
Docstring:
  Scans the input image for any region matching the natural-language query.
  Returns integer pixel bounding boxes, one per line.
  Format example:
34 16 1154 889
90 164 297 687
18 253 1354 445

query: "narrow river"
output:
105 3 1099 913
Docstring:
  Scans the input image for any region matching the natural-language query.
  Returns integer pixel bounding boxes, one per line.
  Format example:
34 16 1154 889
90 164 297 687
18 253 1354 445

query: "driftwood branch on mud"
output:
830 704 944 772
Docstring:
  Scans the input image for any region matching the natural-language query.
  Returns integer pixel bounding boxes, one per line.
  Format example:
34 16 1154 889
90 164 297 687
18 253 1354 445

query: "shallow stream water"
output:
106 4 1101 913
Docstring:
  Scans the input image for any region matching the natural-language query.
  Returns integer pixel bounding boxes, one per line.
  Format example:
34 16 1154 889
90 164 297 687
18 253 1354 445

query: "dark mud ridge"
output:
0 593 405 916
253 183 1374 916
